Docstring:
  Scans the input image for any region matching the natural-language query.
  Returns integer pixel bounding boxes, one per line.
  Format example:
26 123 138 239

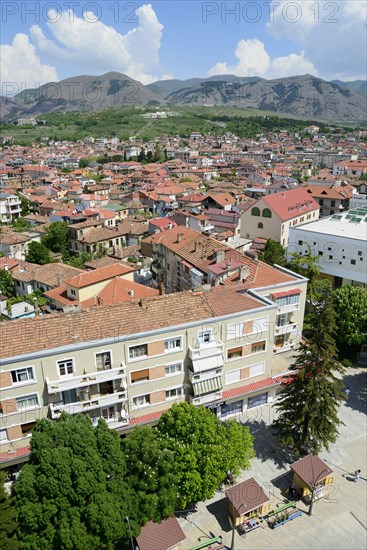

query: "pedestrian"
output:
344 387 350 398
354 469 361 483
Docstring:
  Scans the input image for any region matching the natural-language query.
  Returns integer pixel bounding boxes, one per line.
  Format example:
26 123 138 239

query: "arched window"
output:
251 207 260 216
257 222 263 229
262 208 272 218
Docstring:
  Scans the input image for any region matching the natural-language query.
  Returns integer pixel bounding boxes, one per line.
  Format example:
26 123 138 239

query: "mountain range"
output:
1 72 366 124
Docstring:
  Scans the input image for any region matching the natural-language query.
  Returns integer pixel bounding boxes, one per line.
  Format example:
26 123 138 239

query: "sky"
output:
1 0 366 95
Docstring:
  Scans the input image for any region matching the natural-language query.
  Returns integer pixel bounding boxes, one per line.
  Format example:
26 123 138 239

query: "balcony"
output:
47 366 126 394
189 340 224 362
49 390 127 419
275 322 300 336
188 367 223 383
276 303 300 314
151 260 165 275
190 391 222 406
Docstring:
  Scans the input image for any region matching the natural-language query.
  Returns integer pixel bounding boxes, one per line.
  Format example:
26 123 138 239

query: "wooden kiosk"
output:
290 454 334 504
225 478 270 534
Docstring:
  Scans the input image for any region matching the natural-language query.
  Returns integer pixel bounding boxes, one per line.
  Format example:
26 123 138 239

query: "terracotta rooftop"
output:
0 287 270 360
290 454 333 486
65 263 134 288
136 517 186 550
13 262 84 287
225 478 269 515
260 188 319 221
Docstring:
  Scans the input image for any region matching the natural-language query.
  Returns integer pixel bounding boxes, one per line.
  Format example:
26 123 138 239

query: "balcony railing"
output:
275 322 299 336
190 391 222 406
49 391 127 419
189 340 224 361
276 303 300 314
47 366 126 394
188 368 223 383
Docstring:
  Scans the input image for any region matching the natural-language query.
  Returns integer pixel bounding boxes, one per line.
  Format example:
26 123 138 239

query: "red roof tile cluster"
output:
261 188 319 221
137 517 186 550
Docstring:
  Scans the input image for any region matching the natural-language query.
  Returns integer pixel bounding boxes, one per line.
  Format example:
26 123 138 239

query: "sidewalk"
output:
177 367 367 550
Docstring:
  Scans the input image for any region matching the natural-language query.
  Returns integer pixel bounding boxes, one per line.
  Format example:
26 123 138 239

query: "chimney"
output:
96 296 103 306
215 250 225 263
158 283 166 295
128 289 134 297
3 264 8 271
177 232 184 243
239 265 249 282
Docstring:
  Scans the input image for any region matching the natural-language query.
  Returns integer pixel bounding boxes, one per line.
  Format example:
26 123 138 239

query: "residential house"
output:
0 231 41 260
303 184 355 217
12 262 84 296
0 194 22 224
240 188 320 246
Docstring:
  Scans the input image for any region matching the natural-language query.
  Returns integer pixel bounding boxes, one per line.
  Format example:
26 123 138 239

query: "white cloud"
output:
209 39 270 77
0 34 58 94
29 4 164 84
267 0 367 80
208 39 317 79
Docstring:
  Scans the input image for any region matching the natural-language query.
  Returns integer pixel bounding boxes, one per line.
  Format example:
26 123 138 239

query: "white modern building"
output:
0 194 21 224
288 206 367 288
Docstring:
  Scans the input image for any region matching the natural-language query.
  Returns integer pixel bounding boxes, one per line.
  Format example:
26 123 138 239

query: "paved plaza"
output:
176 365 367 550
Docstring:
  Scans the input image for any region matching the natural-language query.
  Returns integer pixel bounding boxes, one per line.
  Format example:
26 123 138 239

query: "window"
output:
164 338 182 352
101 406 115 420
319 199 324 206
133 394 150 408
165 363 182 376
11 367 34 384
251 207 260 216
228 347 242 360
276 294 300 307
330 200 335 207
351 259 356 265
298 240 303 246
251 341 266 353
249 362 265 377
96 352 112 370
21 422 36 436
262 208 272 218
253 317 269 332
70 289 76 296
358 251 362 256
166 387 183 400
16 394 39 410
227 322 244 340
277 313 292 327
0 429 8 442
129 344 148 359
131 369 149 383
58 359 74 376
225 369 241 384
62 389 77 404
319 251 323 256
198 330 212 344
257 222 263 229
99 381 113 395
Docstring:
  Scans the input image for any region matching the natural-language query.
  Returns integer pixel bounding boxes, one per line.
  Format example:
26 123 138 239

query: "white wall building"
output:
0 194 21 224
288 206 367 288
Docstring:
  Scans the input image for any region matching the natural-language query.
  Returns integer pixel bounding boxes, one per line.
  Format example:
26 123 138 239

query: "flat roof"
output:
293 213 367 241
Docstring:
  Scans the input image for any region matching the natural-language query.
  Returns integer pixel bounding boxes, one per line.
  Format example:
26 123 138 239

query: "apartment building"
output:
0 268 307 462
0 193 22 224
303 184 354 217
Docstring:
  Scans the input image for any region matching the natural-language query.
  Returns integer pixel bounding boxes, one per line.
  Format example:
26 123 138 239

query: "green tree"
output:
25 241 53 265
0 269 15 298
332 286 367 352
288 245 330 302
18 195 30 216
123 427 179 523
258 239 286 266
13 414 138 550
66 252 93 269
0 471 19 550
153 146 164 163
42 221 69 254
157 402 255 506
11 217 31 233
272 292 345 455
79 158 89 168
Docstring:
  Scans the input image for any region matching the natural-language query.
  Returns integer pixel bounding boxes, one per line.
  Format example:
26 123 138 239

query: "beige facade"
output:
0 272 307 461
240 201 319 246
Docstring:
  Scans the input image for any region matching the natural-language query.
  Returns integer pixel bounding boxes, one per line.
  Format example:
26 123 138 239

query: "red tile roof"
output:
261 188 319 222
271 288 302 298
225 478 269 515
222 376 280 400
291 454 333 485
65 263 134 288
129 410 164 425
0 445 30 464
137 517 186 550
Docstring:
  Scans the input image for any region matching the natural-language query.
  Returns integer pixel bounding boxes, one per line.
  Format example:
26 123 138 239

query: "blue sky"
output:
1 1 366 93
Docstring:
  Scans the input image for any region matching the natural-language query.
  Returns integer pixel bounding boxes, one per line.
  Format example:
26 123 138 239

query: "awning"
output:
193 377 222 396
192 355 224 373
271 288 302 298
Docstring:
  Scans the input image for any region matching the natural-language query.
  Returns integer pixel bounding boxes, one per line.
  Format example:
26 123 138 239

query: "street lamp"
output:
308 467 329 517
230 502 246 550
125 516 134 550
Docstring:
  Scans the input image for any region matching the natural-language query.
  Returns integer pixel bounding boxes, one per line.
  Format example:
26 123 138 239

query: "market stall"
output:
290 454 334 504
225 478 270 534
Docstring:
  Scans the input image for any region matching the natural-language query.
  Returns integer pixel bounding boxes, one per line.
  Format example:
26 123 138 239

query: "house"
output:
12 262 84 296
136 517 186 550
303 184 354 217
203 192 236 211
0 231 41 260
240 188 320 246
148 218 178 234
